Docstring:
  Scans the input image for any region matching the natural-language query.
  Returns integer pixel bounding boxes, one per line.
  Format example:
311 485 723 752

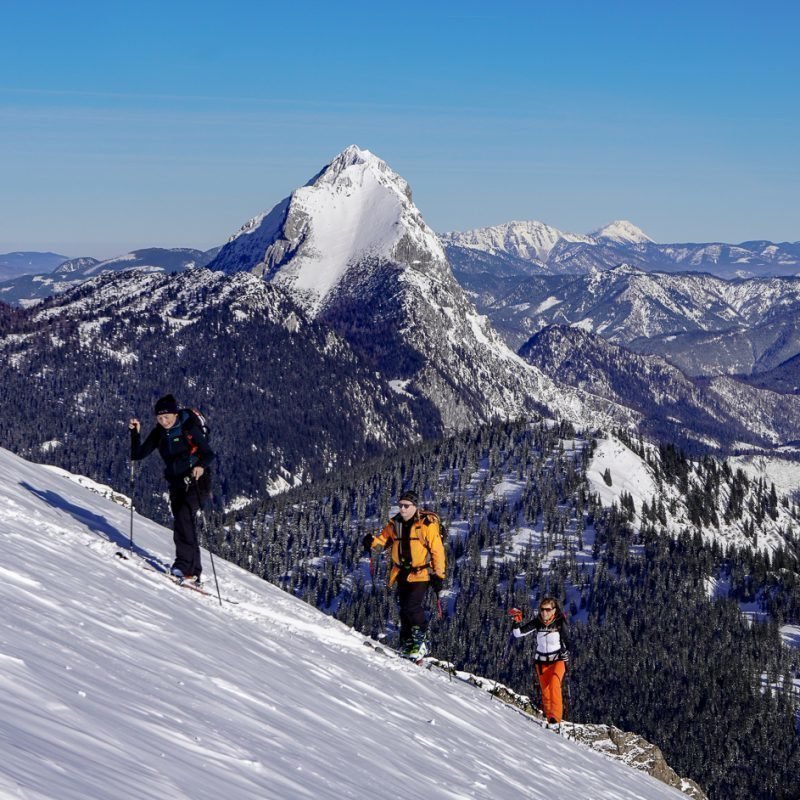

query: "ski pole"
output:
502 630 515 663
503 607 522 664
433 590 453 682
197 506 222 606
128 459 135 555
564 668 576 738
369 551 387 639
116 459 135 559
369 551 378 593
192 478 222 606
364 536 386 639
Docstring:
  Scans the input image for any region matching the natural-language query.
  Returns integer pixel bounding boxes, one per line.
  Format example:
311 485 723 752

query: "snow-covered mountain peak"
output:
206 149 641 432
210 146 445 316
591 220 654 244
441 219 592 262
307 144 411 199
52 256 100 275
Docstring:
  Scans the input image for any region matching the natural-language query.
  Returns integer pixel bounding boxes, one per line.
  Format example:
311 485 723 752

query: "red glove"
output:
508 608 523 624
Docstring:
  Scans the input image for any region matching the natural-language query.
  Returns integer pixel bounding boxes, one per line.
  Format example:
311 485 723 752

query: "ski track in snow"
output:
0 446 687 800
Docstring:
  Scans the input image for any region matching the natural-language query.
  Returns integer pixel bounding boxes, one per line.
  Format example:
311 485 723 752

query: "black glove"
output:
561 650 570 664
362 534 374 553
429 574 444 593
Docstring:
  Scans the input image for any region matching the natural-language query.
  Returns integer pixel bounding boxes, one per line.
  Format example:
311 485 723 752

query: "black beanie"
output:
154 394 179 415
399 490 419 506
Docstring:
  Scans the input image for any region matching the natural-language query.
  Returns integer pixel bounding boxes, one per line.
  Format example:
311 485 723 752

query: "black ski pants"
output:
168 473 210 577
396 577 430 643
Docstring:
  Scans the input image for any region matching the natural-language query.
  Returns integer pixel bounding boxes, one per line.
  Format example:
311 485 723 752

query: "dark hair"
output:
538 594 560 611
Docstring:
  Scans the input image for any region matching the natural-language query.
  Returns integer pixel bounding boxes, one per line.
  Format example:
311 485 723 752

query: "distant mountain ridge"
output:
2 145 796 470
53 256 101 274
4 198 797 309
440 219 594 267
444 220 800 280
0 247 220 306
520 325 800 448
0 251 69 281
460 264 800 380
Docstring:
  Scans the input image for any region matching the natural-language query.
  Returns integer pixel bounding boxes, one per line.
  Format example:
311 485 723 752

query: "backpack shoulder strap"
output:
189 407 208 432
180 408 208 435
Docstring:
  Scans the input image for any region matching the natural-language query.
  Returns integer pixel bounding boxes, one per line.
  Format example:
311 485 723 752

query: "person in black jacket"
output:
129 394 214 583
510 595 571 727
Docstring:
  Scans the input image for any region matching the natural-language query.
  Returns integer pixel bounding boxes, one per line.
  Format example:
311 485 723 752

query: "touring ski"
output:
168 574 211 595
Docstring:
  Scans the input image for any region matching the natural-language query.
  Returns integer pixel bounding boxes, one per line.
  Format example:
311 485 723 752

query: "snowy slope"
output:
587 436 660 518
0 447 689 800
728 452 800 500
587 435 796 554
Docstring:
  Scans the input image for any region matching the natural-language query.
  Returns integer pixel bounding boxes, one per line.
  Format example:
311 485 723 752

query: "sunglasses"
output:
540 607 555 613
398 502 415 509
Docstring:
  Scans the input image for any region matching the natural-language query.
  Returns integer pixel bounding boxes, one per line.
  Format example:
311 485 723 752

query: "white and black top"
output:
512 613 570 663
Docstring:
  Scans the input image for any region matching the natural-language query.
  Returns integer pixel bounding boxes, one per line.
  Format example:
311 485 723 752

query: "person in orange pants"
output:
535 660 567 724
510 596 571 728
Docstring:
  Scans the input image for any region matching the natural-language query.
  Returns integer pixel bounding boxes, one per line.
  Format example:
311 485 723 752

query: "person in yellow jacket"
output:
363 490 446 658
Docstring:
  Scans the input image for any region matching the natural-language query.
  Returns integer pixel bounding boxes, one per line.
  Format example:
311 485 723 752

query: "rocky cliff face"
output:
573 724 707 800
459 263 800 378
461 673 707 800
519 324 800 448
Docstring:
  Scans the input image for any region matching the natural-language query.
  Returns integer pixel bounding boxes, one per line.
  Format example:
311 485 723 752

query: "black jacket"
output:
130 410 215 482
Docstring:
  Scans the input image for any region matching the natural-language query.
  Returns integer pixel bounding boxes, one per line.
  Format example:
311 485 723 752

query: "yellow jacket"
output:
371 511 446 586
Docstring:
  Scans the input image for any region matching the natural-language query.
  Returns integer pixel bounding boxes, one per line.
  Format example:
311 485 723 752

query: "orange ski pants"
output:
535 661 566 722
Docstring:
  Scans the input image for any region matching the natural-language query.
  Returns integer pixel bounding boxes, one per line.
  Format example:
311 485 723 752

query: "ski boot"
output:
170 566 185 584
406 627 430 661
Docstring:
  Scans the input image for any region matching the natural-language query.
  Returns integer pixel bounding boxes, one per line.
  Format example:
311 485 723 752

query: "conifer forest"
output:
2 282 800 798
210 420 800 800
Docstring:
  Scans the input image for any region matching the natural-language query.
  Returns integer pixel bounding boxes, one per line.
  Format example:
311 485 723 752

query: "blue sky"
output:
2 0 798 258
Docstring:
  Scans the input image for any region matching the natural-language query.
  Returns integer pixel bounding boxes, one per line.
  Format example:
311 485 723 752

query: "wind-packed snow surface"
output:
0 447 687 800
